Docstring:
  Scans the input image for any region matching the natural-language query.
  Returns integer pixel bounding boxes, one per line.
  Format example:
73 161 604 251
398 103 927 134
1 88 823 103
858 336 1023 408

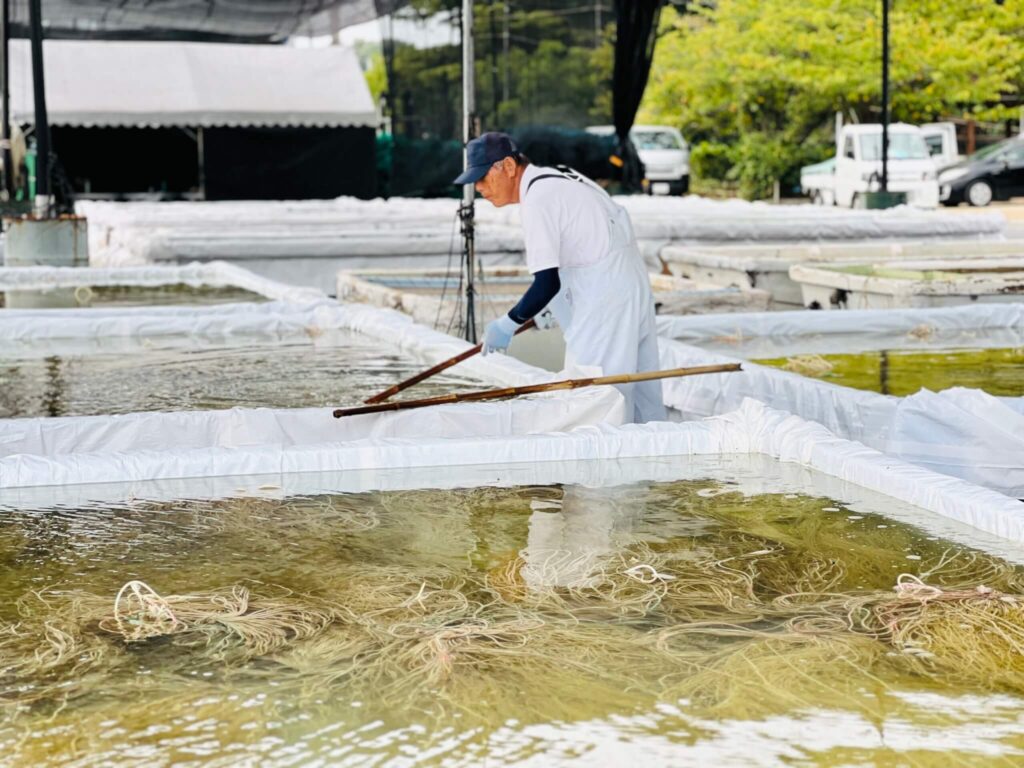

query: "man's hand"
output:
482 314 521 356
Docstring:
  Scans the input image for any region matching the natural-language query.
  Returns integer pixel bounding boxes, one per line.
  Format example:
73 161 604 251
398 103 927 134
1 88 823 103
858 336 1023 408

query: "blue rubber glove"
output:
482 314 521 356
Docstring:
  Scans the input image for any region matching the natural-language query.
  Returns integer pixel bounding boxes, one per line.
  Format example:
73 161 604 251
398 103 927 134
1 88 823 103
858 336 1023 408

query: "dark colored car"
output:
939 137 1024 206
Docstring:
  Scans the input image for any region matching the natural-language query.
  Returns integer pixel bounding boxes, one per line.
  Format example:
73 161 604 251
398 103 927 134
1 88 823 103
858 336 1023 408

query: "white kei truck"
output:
800 122 948 208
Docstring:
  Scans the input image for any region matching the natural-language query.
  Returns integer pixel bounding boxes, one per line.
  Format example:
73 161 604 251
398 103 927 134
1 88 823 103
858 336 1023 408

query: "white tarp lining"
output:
10 40 377 128
1 399 1021 551
656 302 1024 358
0 269 628 463
77 197 1005 273
655 336 1024 499
0 262 326 304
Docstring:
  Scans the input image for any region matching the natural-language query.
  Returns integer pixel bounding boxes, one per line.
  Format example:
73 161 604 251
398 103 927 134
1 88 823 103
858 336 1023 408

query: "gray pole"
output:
461 0 477 343
881 0 889 193
28 0 50 217
502 2 510 105
0 0 12 202
197 126 206 200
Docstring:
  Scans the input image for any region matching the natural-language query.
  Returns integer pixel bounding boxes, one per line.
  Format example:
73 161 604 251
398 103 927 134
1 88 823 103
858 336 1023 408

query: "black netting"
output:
612 0 663 191
6 1 411 41
511 127 616 183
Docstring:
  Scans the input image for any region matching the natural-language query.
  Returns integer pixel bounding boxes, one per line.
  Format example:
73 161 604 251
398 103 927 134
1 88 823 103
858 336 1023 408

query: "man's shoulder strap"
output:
525 165 590 195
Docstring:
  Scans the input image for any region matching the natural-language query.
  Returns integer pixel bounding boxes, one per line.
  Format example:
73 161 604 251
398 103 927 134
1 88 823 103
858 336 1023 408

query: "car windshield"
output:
632 130 683 150
971 138 1017 161
859 133 930 160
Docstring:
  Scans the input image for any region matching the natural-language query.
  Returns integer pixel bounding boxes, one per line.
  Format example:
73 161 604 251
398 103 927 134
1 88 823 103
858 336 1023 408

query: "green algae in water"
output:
3 475 1024 765
0 332 486 417
756 346 1024 396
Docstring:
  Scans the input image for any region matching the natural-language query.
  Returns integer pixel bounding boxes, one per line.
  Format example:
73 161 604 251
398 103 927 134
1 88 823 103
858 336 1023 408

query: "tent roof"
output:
7 1 409 42
10 40 378 129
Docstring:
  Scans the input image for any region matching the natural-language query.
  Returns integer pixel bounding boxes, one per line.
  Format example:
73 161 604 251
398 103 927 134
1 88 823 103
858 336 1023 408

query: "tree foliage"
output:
640 0 1024 198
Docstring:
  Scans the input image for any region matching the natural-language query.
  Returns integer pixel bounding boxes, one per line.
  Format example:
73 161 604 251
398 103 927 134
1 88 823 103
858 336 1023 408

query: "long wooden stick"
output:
363 318 537 404
335 362 741 418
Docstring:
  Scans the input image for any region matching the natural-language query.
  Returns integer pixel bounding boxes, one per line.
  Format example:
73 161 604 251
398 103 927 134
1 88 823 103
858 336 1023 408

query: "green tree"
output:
641 0 1024 199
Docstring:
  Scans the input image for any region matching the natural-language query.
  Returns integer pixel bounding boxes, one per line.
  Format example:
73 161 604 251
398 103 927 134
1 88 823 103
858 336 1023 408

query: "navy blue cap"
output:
453 132 519 185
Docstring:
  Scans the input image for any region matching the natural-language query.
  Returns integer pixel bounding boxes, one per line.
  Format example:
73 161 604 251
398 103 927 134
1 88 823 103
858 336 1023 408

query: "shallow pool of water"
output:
0 284 266 309
0 331 487 418
755 346 1024 396
2 462 1024 766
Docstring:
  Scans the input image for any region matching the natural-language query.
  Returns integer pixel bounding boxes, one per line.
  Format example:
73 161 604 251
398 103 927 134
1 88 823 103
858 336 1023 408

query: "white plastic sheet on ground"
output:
0 262 324 303
78 197 1004 280
485 195 1005 241
2 399 1022 553
654 303 1024 497
660 238 1024 306
0 272 629 474
656 302 1024 358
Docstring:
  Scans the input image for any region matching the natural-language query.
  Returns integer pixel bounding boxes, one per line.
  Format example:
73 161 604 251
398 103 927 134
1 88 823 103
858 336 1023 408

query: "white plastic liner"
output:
656 302 1024 358
791 257 1024 310
78 197 1004 278
0 289 628 468
482 196 1006 241
0 262 326 304
661 238 1024 306
0 295 560 387
2 399 1022 550
655 337 1024 498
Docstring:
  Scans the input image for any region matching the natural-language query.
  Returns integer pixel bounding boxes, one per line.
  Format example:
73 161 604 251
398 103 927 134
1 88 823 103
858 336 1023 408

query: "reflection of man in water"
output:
521 484 645 589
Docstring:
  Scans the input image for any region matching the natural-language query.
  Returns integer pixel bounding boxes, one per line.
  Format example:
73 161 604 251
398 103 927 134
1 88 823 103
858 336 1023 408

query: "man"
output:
453 132 666 424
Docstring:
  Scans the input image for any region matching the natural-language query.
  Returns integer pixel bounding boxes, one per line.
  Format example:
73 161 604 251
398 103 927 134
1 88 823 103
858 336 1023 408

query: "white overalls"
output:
526 168 667 424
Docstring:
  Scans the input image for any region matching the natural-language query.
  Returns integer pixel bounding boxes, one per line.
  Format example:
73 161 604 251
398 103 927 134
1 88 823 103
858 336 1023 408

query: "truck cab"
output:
834 124 939 208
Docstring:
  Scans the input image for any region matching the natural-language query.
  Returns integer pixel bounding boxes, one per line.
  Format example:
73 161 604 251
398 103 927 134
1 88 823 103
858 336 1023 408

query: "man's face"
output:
475 156 518 207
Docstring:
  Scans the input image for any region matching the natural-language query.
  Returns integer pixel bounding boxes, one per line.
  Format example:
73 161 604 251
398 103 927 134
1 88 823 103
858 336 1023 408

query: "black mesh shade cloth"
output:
6 0 410 42
612 0 664 191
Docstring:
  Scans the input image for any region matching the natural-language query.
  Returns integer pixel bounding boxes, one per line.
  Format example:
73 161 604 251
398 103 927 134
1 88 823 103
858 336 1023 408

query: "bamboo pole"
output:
336 362 741 418
363 318 536 404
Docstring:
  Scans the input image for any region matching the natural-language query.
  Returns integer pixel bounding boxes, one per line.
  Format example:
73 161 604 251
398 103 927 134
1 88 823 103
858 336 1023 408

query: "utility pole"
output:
0 0 12 201
460 0 478 343
502 2 510 106
881 0 890 193
329 5 340 45
595 1 602 46
28 0 51 217
489 0 499 127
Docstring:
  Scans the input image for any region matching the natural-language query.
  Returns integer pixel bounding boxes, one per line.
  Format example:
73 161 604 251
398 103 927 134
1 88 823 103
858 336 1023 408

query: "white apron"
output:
532 172 667 423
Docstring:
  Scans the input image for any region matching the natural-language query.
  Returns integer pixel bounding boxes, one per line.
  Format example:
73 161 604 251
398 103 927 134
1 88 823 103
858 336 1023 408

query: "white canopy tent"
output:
8 39 377 129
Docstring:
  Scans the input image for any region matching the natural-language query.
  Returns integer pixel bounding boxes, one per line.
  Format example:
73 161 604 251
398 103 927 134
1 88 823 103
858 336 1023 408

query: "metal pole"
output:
502 2 510 106
489 0 499 126
0 0 12 202
28 0 50 217
197 126 206 200
881 0 889 193
461 0 477 343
